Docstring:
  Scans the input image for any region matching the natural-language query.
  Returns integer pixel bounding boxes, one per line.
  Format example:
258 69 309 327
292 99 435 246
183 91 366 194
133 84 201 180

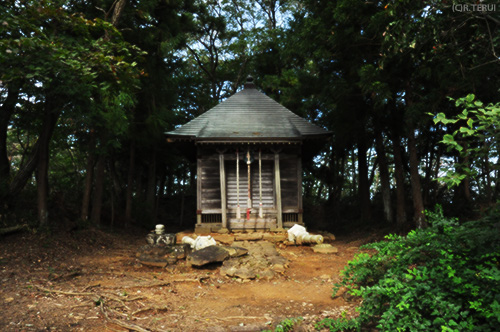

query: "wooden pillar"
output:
219 151 228 231
258 149 263 218
274 151 283 230
297 156 303 224
246 148 252 221
196 156 202 226
236 149 241 219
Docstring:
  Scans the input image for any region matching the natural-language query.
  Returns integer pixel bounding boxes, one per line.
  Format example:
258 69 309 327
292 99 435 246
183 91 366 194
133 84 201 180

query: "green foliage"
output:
432 94 500 188
315 314 358 332
262 317 303 332
328 205 500 331
0 0 145 225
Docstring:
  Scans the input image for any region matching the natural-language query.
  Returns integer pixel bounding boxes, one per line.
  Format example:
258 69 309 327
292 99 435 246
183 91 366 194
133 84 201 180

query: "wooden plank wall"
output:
280 158 299 209
198 151 301 217
200 158 221 210
226 160 274 208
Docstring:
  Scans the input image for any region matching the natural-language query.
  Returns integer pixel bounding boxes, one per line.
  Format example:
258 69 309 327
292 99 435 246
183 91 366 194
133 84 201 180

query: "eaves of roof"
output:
165 81 332 142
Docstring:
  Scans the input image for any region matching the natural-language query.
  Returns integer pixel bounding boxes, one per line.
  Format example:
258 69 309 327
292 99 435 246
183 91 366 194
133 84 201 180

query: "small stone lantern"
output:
146 224 176 246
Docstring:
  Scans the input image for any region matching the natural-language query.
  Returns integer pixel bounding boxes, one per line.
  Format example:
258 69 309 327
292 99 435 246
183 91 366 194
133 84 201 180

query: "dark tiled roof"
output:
165 82 331 142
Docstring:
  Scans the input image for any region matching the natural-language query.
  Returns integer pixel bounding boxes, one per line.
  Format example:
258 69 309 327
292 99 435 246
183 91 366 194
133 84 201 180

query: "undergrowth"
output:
263 317 303 332
318 205 500 331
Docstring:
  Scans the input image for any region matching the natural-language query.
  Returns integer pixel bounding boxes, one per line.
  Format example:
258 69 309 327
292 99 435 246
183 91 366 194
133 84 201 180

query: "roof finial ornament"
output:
244 75 255 89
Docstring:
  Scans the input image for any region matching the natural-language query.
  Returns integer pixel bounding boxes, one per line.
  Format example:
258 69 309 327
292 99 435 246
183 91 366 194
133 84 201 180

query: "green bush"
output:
321 206 500 331
315 315 358 331
263 317 303 332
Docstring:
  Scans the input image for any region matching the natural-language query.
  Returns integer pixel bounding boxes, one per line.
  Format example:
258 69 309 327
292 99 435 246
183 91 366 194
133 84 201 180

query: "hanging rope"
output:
236 149 240 219
259 149 263 218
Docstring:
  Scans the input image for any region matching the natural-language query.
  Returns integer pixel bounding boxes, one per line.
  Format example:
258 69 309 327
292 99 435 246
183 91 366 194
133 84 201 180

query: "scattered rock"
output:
140 261 168 268
233 266 256 279
258 268 275 280
220 241 288 280
205 326 226 332
271 264 286 273
312 244 338 254
220 260 238 277
262 233 287 243
268 255 288 266
221 246 248 257
229 324 270 332
212 234 235 245
234 233 264 241
137 244 191 267
187 245 230 267
318 231 336 242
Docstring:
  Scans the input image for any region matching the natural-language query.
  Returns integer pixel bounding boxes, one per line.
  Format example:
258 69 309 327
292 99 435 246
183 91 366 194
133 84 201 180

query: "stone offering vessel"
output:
138 224 190 267
146 224 176 246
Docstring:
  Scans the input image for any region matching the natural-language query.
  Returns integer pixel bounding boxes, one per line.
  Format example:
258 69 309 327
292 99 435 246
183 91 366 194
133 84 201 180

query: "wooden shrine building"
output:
166 77 331 232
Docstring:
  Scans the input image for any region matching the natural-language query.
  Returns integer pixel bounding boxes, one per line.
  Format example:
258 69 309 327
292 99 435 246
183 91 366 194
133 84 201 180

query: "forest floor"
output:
0 225 386 332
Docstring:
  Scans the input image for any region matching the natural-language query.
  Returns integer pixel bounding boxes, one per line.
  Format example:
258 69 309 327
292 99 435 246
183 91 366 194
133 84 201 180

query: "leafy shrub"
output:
263 317 303 332
315 315 358 331
321 205 500 331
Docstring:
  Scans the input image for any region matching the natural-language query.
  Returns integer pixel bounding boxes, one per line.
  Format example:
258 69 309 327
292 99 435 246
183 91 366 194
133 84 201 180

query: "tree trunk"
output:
423 140 435 206
90 154 106 226
80 132 96 221
104 0 127 39
316 182 324 200
432 148 442 204
8 105 61 200
179 192 185 226
110 0 127 26
34 100 61 226
484 153 492 203
190 163 196 191
357 136 371 222
10 94 59 227
154 178 161 221
166 170 173 198
109 157 122 227
9 144 40 198
157 172 166 199
36 128 50 227
146 151 157 213
328 150 344 221
408 128 427 229
494 157 500 201
327 145 337 203
375 131 393 224
0 224 27 235
462 153 472 203
0 84 20 194
125 142 135 227
351 149 357 195
392 133 407 231
136 167 144 200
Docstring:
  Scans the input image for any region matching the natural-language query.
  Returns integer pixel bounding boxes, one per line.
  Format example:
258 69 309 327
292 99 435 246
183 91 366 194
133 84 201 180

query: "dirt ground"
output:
0 226 384 332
